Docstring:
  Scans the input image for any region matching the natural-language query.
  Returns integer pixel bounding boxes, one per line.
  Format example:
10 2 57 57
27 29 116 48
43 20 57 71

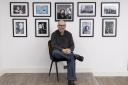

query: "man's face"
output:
58 20 66 33
18 22 23 30
60 9 65 14
38 24 42 29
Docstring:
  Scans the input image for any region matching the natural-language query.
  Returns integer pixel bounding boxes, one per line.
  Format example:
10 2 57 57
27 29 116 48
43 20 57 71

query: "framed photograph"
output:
79 19 94 37
102 18 117 37
101 2 120 17
35 19 49 37
77 2 96 17
55 2 74 21
13 19 27 37
33 2 51 17
10 2 29 17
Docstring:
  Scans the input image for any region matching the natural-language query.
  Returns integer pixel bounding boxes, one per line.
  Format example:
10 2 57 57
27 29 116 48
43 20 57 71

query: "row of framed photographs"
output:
80 18 117 37
13 19 49 37
12 18 117 37
10 2 120 21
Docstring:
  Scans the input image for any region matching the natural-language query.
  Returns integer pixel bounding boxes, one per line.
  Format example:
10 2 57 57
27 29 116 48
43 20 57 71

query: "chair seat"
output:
52 58 67 62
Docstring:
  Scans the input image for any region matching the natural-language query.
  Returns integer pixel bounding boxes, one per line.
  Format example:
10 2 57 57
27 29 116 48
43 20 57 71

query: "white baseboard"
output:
1 68 51 73
0 69 4 77
0 73 4 77
1 68 128 76
94 72 128 76
0 67 92 73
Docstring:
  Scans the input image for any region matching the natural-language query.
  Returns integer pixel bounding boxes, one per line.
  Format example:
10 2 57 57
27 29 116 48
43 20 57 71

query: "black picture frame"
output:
35 19 50 37
102 18 117 37
55 2 74 21
10 2 29 17
79 19 94 37
77 2 96 17
101 2 120 17
33 2 51 17
12 19 27 37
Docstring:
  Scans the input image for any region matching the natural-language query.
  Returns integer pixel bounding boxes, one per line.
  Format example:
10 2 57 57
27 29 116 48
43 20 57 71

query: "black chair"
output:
48 40 66 81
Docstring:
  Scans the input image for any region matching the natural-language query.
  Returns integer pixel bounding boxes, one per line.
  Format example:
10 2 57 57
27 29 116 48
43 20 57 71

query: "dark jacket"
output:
51 30 74 51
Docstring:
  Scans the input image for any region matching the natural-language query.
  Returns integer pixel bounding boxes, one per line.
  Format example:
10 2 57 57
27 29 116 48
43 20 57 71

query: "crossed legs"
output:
52 49 77 80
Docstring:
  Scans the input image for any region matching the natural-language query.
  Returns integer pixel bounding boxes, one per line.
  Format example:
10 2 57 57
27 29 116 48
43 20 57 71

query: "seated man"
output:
51 20 84 85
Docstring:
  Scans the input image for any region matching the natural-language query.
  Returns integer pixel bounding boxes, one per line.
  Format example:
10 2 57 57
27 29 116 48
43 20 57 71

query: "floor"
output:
0 73 127 85
96 76 128 85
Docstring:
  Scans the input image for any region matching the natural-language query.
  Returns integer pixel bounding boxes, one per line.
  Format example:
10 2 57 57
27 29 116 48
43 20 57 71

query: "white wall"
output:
0 0 4 73
0 0 128 76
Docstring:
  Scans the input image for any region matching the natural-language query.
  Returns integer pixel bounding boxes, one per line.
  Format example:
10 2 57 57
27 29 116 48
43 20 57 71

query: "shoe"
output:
64 65 68 69
68 80 76 85
75 54 84 62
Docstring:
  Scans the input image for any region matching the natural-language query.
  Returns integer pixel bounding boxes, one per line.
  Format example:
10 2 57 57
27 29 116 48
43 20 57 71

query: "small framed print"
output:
33 2 51 17
80 19 94 37
101 2 120 17
35 19 49 37
55 2 74 21
77 2 96 17
102 18 117 37
10 2 29 17
13 19 27 37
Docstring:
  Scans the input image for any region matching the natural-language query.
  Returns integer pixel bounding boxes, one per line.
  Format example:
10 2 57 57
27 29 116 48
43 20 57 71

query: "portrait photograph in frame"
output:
13 19 27 37
101 2 120 17
33 2 51 17
77 2 96 17
55 2 74 21
35 19 49 37
10 2 29 17
79 19 94 37
102 18 117 37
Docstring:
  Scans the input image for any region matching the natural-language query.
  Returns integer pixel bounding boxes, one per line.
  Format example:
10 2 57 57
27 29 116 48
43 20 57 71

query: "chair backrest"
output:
48 40 54 60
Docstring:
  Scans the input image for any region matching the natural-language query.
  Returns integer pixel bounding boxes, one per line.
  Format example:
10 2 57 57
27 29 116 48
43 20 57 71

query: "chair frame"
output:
48 40 65 81
49 60 59 81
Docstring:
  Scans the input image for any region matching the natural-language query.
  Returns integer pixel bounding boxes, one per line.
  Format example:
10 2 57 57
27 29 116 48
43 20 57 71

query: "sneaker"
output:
64 65 68 69
75 54 84 62
68 80 76 85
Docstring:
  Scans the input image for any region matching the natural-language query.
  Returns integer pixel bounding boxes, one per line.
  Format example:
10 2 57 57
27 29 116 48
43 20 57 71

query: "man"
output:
14 6 24 14
83 25 90 34
51 20 84 85
16 22 24 34
38 22 46 34
57 9 66 19
65 7 72 19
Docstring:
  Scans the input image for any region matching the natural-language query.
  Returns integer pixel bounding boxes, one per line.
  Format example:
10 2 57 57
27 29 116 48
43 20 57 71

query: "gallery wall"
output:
0 0 128 76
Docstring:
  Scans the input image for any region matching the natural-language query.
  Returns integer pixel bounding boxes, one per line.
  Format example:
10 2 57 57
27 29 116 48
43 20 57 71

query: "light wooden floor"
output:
96 76 128 85
0 73 128 85
0 73 98 85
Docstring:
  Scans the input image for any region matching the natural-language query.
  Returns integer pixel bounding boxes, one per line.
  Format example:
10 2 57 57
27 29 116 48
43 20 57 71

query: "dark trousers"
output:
52 49 77 80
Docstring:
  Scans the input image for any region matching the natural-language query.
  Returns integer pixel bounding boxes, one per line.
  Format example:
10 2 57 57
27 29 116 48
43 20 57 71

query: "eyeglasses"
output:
58 25 66 27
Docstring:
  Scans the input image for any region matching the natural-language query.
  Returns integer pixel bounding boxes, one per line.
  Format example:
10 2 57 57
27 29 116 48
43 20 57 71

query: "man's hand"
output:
62 49 67 54
62 48 71 54
66 48 71 54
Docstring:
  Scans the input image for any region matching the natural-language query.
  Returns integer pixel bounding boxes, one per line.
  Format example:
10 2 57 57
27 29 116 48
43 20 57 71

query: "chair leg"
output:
55 62 59 81
49 61 53 76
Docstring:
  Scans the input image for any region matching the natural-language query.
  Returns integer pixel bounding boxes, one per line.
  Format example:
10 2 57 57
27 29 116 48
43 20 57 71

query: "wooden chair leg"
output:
55 62 59 81
49 61 53 76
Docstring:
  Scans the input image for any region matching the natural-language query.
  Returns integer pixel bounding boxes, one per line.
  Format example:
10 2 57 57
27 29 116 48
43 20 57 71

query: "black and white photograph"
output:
101 2 120 17
33 2 51 17
10 2 29 17
102 18 117 37
80 19 94 37
55 2 74 21
78 2 96 17
13 19 27 37
35 19 49 37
